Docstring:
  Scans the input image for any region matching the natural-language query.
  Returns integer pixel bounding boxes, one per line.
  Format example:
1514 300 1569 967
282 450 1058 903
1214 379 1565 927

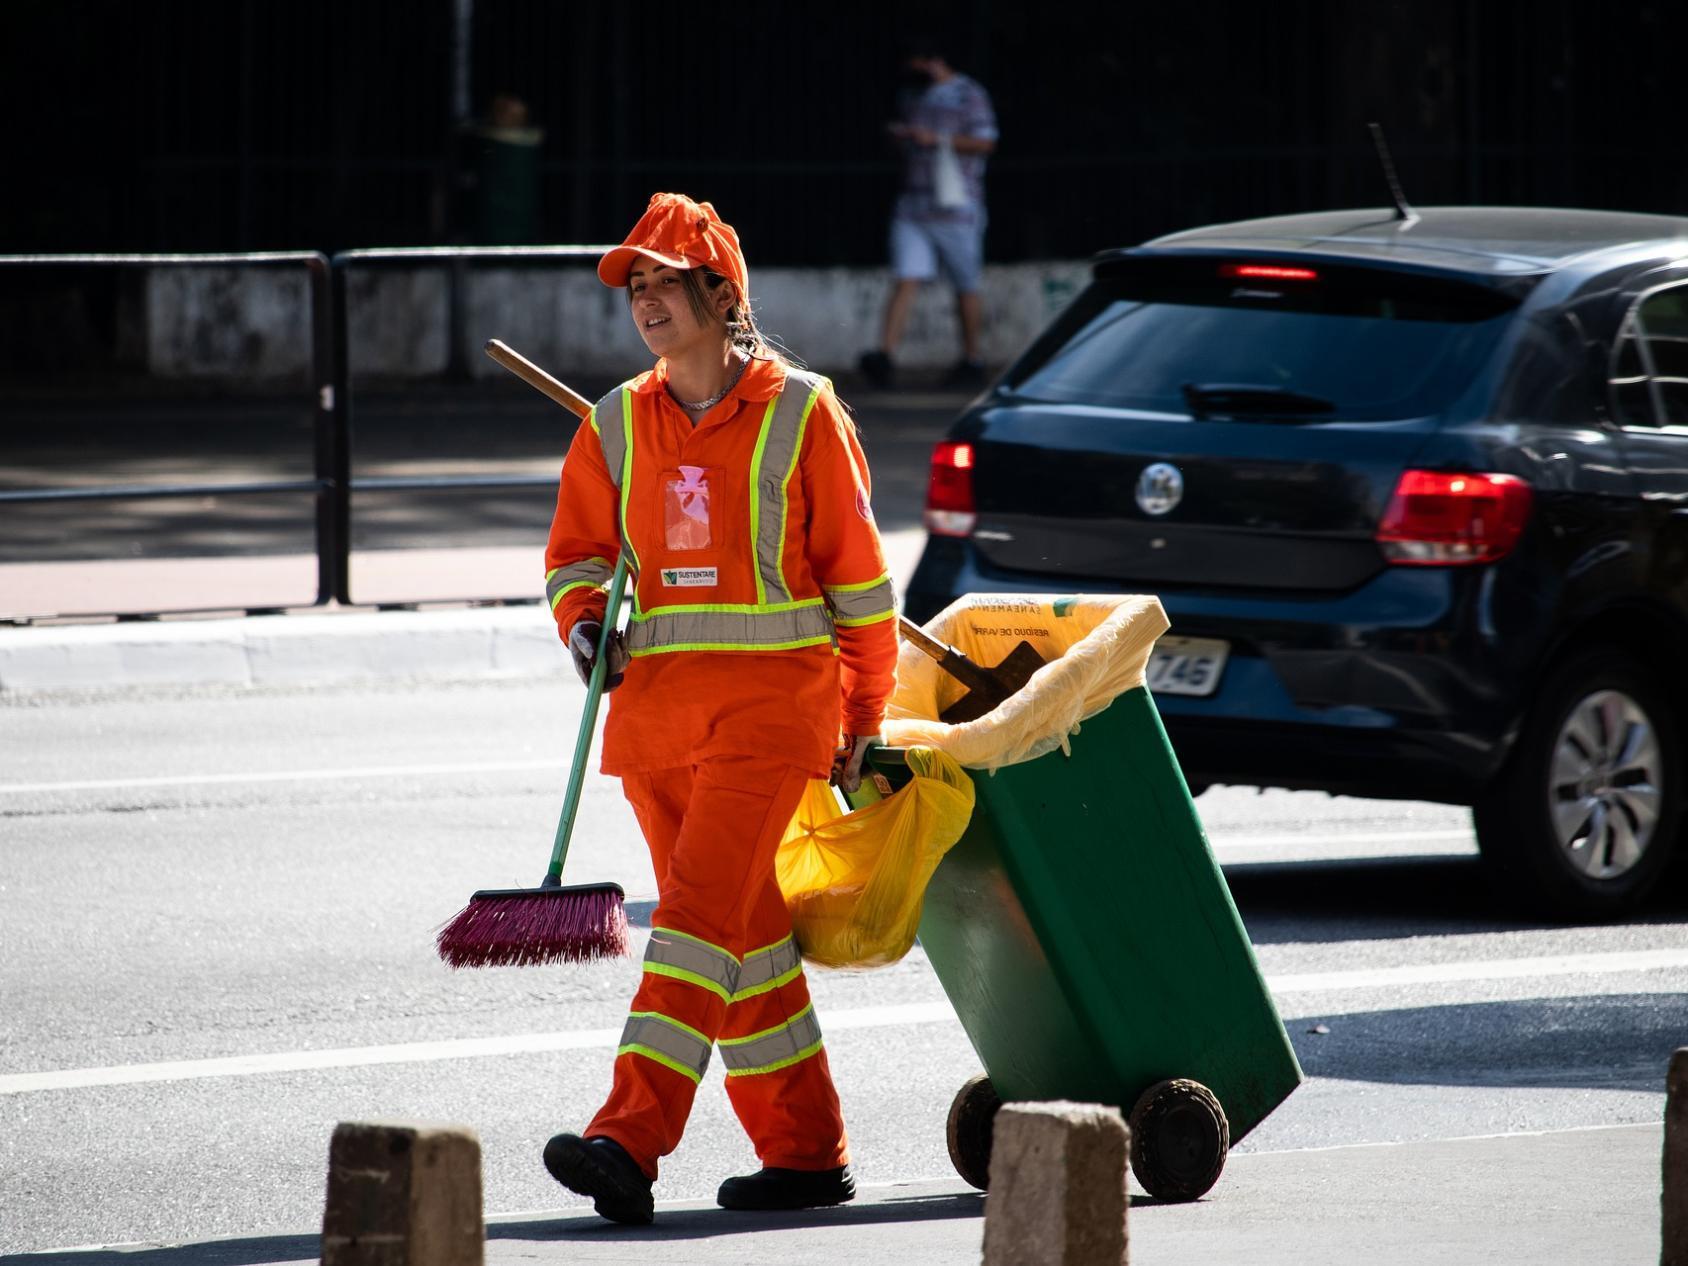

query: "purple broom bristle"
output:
436 889 630 968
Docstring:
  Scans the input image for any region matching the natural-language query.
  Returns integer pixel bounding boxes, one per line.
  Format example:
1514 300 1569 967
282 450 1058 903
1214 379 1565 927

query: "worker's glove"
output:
830 733 877 795
567 620 629 691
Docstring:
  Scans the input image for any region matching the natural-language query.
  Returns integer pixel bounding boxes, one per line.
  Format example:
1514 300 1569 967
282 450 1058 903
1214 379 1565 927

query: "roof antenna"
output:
1368 122 1418 225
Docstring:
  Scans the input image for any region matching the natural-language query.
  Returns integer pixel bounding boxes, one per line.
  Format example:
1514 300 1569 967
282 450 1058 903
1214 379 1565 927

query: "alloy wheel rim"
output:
1546 689 1662 880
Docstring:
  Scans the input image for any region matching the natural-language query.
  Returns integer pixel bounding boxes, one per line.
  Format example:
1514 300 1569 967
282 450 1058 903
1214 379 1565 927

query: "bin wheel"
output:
946 1073 1002 1191
1128 1078 1229 1202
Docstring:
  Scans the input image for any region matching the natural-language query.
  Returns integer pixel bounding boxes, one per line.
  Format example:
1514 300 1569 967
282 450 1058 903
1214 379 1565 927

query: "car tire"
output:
1474 647 1682 920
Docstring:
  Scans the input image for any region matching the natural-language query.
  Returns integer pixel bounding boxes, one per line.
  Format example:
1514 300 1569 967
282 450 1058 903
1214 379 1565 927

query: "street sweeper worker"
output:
538 191 899 1225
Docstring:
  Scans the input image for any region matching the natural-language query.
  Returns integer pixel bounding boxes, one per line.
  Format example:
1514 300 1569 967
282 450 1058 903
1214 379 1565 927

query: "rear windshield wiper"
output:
1182 382 1337 420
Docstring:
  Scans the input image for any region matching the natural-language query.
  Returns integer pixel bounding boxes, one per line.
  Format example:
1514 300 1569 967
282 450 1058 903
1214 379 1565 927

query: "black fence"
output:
7 0 1686 264
0 249 617 622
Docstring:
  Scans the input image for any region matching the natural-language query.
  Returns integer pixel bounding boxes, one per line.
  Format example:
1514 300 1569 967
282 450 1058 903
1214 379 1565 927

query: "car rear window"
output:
1009 256 1523 420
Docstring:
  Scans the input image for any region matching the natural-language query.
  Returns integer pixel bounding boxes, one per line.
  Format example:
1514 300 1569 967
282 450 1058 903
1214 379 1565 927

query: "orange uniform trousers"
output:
587 754 849 1180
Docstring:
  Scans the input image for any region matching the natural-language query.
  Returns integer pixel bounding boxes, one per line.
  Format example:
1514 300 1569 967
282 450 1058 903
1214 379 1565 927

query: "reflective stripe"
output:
545 556 615 611
625 601 834 657
733 935 803 1002
618 1011 712 1082
750 372 824 606
644 927 740 1001
824 574 897 627
593 386 632 490
719 1004 825 1077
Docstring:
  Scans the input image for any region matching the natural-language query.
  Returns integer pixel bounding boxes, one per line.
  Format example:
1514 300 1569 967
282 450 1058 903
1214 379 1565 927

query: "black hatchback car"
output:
905 206 1688 920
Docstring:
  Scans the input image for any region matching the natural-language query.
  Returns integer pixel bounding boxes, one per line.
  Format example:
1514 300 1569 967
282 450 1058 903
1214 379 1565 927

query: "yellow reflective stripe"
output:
625 1008 712 1046
825 575 897 625
731 962 803 1003
718 1004 813 1048
774 385 823 597
617 388 640 613
637 598 827 617
719 1004 822 1074
644 927 740 999
737 935 799 986
825 572 891 593
632 637 834 657
619 1011 712 1079
545 557 615 611
625 603 835 656
747 397 782 607
617 1043 703 1083
650 924 741 962
644 962 733 1002
834 608 896 629
725 1039 824 1078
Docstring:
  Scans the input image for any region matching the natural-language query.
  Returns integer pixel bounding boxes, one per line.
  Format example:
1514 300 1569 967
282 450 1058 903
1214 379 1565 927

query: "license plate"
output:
1147 636 1229 697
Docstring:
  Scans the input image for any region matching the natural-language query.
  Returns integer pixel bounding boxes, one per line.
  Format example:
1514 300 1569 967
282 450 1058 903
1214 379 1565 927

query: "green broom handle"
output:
544 553 629 885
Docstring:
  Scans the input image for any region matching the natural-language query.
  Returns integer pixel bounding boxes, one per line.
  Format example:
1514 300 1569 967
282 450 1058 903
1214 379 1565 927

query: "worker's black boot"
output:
716 1164 856 1211
543 1133 655 1225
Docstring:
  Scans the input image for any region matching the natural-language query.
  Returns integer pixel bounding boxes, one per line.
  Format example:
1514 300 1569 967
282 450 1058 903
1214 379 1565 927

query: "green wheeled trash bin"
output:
876 593 1303 1202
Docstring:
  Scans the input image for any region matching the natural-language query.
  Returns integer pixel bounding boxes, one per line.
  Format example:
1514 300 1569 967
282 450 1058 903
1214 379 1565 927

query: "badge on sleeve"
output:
856 487 874 521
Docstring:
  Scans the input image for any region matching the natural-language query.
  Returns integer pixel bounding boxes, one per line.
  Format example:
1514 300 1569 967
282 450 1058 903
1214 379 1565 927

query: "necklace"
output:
668 353 748 412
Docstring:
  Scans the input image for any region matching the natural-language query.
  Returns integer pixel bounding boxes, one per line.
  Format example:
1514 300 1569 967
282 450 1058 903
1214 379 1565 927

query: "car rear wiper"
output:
1181 382 1337 420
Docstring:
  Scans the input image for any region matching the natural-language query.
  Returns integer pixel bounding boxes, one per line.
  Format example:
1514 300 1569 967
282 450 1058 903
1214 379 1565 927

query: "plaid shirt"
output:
896 74 997 219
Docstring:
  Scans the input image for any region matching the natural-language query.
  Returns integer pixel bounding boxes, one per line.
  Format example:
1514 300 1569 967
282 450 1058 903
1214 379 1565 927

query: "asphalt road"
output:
3 676 1685 1256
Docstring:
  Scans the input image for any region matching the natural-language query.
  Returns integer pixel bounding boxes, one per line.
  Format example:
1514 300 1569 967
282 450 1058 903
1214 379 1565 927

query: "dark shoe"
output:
543 1133 654 1225
858 350 894 389
941 359 987 389
716 1164 856 1211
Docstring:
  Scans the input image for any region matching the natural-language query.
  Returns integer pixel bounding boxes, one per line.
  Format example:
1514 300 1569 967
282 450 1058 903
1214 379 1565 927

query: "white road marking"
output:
1213 828 1473 849
0 759 566 795
4 953 1685 1097
1269 947 1688 993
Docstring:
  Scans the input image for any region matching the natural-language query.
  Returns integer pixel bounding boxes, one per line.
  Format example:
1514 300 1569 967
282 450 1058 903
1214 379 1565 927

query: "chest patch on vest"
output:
661 566 718 588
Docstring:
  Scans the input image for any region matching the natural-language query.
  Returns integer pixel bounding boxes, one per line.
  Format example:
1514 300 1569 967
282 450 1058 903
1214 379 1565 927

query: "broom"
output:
434 341 632 967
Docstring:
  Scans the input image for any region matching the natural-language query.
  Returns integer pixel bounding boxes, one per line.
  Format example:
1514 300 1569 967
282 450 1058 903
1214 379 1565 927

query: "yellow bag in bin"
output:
776 747 975 969
883 593 1170 771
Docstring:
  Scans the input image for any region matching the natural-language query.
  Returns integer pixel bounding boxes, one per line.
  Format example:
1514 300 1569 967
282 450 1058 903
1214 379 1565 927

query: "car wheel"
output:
1474 648 1681 919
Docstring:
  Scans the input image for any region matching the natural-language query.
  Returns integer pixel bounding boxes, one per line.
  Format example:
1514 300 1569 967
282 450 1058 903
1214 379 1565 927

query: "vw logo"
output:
1135 462 1184 516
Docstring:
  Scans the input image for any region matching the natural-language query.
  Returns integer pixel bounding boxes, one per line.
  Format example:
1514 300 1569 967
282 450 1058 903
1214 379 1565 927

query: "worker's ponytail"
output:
680 268 805 368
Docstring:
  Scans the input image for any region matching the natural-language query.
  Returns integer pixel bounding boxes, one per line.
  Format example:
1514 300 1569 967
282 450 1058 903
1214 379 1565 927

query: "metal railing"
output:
0 248 615 622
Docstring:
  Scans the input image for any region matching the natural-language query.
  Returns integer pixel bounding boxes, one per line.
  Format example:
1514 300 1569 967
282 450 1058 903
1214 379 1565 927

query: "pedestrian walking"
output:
859 37 998 390
539 191 900 1225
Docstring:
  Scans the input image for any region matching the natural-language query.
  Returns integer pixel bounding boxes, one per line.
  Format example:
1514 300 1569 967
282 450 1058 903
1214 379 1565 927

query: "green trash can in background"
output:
875 593 1302 1202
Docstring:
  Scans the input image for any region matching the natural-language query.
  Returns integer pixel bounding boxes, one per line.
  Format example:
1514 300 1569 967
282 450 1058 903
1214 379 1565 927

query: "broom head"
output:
436 882 629 968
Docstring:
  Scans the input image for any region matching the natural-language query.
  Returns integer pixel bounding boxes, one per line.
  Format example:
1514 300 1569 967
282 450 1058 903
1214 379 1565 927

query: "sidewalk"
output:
11 1124 1663 1263
0 529 929 698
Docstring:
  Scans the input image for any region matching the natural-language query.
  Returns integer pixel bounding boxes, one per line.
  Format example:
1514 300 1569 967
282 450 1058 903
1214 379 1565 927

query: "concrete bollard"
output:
982 1101 1129 1266
321 1120 484 1266
1666 1050 1688 1266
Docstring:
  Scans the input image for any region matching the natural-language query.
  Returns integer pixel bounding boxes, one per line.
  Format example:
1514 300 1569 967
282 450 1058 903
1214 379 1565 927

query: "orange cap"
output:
597 192 749 300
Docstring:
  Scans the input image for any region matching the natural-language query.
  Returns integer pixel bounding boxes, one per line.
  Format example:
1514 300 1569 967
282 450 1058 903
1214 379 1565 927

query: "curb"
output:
0 604 566 698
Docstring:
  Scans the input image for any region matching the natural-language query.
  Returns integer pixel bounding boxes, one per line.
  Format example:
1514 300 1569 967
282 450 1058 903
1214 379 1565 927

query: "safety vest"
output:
545 367 896 657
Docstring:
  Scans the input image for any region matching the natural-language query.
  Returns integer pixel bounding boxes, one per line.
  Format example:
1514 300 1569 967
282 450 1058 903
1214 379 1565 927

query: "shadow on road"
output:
1285 992 1688 1094
0 1192 984 1263
491 1188 983 1244
1226 853 1688 945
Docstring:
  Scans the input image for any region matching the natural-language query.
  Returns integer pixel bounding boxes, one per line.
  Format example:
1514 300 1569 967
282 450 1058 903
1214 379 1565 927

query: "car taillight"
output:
924 440 977 537
1376 470 1533 565
1220 263 1320 281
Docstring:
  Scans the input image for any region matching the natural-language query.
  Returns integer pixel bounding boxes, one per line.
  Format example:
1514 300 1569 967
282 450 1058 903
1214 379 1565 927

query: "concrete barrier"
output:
1667 1048 1688 1266
320 1120 484 1266
146 258 1091 382
982 1100 1129 1265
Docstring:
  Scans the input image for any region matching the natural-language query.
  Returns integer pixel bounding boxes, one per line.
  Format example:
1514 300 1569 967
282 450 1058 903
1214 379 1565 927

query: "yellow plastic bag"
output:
776 747 975 969
883 594 1170 771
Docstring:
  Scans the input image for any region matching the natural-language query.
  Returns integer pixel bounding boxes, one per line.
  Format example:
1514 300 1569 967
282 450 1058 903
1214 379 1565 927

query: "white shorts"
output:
890 213 985 293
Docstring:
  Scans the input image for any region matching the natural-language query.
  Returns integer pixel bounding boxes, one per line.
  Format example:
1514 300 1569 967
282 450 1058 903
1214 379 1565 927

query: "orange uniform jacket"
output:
545 355 898 777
